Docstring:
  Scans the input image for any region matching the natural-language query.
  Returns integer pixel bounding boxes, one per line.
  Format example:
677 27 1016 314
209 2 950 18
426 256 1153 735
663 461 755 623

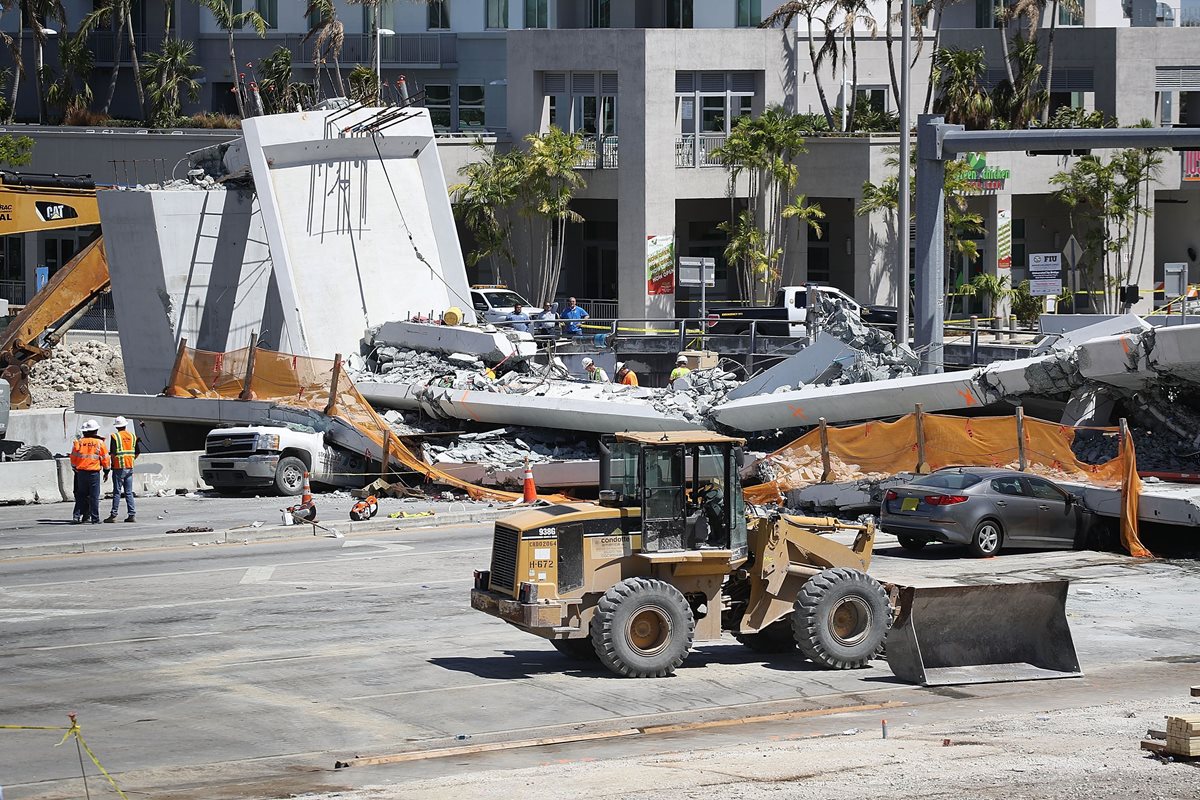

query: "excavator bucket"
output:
885 580 1081 686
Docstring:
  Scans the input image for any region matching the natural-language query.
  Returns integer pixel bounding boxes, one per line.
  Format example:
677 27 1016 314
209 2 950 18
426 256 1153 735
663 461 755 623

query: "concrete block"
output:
131 451 210 494
726 332 859 401
374 320 516 364
6 409 117 457
0 460 65 504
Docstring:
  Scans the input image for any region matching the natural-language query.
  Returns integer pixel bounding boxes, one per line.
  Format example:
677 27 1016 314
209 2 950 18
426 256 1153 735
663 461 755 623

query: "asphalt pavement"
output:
2 518 1198 800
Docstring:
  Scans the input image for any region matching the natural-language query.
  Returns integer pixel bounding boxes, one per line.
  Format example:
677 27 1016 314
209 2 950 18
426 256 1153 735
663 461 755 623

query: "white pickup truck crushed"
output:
199 423 371 496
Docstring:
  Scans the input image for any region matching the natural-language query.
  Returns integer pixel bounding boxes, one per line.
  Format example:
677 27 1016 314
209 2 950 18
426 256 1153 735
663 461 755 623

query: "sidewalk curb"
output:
0 506 515 560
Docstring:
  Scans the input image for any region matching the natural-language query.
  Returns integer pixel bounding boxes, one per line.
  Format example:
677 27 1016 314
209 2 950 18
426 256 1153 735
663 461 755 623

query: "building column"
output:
616 31 677 322
984 193 1013 327
780 215 808 287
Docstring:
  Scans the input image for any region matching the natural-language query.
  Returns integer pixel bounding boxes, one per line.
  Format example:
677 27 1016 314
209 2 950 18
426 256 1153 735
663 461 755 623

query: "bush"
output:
185 112 242 129
63 105 111 127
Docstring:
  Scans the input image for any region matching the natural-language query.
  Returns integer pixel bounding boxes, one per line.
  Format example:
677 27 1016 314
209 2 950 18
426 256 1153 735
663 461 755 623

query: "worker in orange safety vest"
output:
105 416 139 523
70 419 110 524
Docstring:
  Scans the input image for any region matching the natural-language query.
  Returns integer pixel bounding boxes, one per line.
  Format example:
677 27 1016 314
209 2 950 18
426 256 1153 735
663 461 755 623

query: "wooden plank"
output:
1191 686 1199 698
346 728 642 767
1141 740 1167 753
1146 728 1167 740
638 700 904 736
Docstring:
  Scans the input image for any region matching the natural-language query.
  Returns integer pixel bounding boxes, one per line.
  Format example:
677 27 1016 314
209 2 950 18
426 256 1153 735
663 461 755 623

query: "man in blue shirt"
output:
561 296 589 336
506 303 531 333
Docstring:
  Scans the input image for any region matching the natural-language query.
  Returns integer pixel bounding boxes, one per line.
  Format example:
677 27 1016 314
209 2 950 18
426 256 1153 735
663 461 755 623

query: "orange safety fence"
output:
166 344 520 502
745 411 1149 557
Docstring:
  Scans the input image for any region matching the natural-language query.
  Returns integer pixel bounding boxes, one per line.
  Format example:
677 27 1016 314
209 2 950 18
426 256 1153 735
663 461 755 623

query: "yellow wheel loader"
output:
471 431 1083 685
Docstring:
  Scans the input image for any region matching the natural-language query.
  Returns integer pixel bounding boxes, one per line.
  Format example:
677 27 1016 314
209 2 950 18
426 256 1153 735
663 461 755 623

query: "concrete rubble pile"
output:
420 426 597 468
812 293 920 384
28 340 126 409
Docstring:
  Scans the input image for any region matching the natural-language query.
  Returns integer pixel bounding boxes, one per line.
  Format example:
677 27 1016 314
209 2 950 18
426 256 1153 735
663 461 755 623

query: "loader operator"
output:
691 479 727 548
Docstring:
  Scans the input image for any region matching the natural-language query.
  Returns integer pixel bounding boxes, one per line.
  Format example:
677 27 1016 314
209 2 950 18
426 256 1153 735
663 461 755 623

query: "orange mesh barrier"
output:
745 411 1148 557
167 345 519 501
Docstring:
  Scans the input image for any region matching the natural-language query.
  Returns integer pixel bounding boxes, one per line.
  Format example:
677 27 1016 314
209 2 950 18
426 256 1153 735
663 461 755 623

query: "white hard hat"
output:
581 357 594 367
615 362 625 372
82 419 99 432
676 355 688 364
114 416 129 428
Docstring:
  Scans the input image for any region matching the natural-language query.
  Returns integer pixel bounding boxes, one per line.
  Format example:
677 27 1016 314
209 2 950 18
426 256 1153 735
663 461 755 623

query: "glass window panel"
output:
428 0 450 29
700 95 725 132
525 0 548 27
487 0 508 28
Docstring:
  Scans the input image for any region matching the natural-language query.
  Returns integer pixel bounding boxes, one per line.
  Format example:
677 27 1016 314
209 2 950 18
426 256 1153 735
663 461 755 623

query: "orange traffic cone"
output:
287 472 318 522
300 472 313 506
522 457 537 504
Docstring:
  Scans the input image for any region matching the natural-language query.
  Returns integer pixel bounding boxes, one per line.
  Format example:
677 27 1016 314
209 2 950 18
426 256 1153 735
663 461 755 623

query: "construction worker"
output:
70 420 110 524
581 357 609 382
106 416 138 523
615 362 638 386
670 355 692 382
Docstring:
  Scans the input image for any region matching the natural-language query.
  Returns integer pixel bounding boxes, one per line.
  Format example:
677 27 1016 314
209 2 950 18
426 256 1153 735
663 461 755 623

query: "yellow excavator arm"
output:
0 174 107 409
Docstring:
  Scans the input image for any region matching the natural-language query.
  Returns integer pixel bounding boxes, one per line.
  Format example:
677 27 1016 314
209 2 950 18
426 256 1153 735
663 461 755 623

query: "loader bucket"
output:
885 580 1082 686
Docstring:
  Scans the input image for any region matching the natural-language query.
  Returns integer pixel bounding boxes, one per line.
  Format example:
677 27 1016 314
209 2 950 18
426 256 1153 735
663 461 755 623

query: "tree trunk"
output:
126 12 146 120
805 14 835 128
999 13 1016 91
1041 1 1059 124
34 37 45 124
848 27 860 132
885 0 899 109
7 23 22 121
922 5 942 113
103 25 121 114
229 30 245 117
332 54 346 97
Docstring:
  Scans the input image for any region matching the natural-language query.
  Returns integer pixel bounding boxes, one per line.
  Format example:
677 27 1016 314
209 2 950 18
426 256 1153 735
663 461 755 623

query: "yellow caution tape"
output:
3 715 129 799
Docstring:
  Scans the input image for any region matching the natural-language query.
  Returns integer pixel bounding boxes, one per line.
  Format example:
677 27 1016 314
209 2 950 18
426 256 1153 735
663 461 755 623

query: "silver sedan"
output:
879 467 1094 557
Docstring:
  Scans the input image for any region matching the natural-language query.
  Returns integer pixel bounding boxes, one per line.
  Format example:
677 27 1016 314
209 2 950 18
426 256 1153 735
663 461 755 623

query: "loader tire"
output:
551 638 599 661
591 577 694 678
12 444 52 461
792 567 891 670
734 619 797 653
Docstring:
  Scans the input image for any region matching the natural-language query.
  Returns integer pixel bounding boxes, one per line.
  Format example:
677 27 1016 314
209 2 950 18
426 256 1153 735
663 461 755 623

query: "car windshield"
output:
912 472 983 490
484 291 527 308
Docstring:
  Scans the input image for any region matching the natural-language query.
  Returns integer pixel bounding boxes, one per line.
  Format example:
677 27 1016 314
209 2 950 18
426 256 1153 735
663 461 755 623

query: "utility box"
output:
679 350 719 371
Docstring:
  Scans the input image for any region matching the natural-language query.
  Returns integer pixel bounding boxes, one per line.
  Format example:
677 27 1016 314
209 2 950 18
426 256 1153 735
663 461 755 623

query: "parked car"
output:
470 286 533 324
879 467 1095 557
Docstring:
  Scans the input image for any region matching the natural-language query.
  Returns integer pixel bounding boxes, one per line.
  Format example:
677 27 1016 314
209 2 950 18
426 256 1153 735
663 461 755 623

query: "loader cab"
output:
599 432 747 559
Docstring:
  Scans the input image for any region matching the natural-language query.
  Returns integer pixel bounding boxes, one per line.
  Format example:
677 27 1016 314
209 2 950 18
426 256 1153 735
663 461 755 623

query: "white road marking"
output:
28 631 224 651
239 566 276 584
346 681 503 700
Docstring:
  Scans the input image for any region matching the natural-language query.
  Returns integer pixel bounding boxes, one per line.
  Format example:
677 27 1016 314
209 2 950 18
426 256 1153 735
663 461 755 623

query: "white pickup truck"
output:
199 423 371 495
709 285 895 337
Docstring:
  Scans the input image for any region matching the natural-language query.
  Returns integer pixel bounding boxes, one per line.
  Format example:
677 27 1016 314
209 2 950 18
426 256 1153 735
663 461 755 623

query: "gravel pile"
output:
27 340 126 409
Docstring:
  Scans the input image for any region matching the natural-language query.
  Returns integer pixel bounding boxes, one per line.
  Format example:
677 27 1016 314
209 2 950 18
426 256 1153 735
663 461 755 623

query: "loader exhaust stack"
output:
885 580 1082 686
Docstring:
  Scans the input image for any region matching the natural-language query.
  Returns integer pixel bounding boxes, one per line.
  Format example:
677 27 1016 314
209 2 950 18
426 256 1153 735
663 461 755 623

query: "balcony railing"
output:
283 33 456 67
577 135 618 169
0 279 25 306
88 32 166 65
676 133 727 168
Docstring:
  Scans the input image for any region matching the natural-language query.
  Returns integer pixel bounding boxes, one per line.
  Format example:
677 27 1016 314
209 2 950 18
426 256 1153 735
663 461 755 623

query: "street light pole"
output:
896 0 911 344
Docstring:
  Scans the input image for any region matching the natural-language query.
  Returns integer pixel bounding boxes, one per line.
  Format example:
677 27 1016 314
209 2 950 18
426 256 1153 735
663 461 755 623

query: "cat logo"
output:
35 201 79 223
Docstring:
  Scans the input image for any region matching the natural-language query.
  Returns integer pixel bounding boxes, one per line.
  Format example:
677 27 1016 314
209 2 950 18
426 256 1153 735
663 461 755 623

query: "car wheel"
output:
968 519 1003 558
274 456 307 496
897 536 926 552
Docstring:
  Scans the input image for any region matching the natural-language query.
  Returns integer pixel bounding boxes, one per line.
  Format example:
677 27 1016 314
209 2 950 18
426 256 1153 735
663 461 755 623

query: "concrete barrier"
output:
6 409 117 457
0 459 65 504
131 451 209 495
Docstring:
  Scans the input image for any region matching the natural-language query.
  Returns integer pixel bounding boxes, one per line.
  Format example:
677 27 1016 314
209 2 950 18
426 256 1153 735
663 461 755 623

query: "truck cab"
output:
774 285 863 337
470 286 533 324
199 423 369 495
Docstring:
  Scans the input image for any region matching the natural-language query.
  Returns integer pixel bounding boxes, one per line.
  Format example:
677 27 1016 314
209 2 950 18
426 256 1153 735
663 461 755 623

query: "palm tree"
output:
522 127 589 305
191 0 267 118
0 0 22 121
143 39 202 127
304 0 346 100
450 141 522 286
78 0 147 118
258 44 312 114
931 46 994 130
46 24 93 122
761 1 836 129
913 0 964 114
992 33 1046 128
824 0 877 132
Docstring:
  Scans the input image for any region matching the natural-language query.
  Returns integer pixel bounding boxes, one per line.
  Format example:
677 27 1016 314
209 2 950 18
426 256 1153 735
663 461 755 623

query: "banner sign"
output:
964 152 1011 192
1029 252 1063 297
646 235 675 296
996 208 1012 270
1184 151 1200 182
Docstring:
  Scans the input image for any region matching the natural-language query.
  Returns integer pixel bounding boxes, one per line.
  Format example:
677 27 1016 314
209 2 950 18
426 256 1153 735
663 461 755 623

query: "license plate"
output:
901 497 919 512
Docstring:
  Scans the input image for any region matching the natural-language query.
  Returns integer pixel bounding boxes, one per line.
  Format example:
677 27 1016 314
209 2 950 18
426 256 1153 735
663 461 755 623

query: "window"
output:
486 0 508 29
428 0 450 29
914 472 983 490
975 0 995 27
589 0 610 28
1027 477 1068 502
425 84 451 129
308 5 324 30
734 95 753 123
362 1 395 33
525 0 548 28
256 0 277 29
458 85 486 129
856 88 887 113
700 95 725 132
547 95 557 126
990 477 1026 496
668 0 693 28
1060 0 1084 25
736 0 760 27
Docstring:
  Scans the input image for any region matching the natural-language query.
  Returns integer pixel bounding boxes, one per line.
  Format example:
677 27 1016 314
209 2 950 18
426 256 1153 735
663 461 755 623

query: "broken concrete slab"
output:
725 332 859 402
1034 313 1150 355
371 320 531 365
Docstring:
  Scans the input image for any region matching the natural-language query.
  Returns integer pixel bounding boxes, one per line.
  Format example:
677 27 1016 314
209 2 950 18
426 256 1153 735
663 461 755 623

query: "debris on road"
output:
28 340 125 409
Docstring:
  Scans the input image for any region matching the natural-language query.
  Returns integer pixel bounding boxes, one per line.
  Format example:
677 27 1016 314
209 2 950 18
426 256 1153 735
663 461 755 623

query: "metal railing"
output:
0 280 25 306
675 133 727 168
283 32 456 66
88 32 166 65
577 135 619 169
573 298 618 318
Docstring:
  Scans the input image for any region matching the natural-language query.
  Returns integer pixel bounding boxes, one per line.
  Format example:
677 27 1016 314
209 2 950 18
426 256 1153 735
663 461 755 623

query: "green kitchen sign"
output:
964 152 1010 192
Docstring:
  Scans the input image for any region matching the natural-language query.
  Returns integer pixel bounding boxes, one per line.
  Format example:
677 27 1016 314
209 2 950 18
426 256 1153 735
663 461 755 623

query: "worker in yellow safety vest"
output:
669 355 692 382
105 416 139 523
70 420 110 524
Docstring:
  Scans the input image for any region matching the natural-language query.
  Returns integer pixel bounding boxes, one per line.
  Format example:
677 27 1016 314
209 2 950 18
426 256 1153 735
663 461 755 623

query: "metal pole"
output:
375 4 382 106
840 21 849 132
896 0 911 346
818 417 831 482
914 403 927 473
1015 405 1028 471
700 277 707 352
914 114 947 373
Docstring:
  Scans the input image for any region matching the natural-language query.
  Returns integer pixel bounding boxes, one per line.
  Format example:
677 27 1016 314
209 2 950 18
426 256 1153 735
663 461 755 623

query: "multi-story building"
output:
0 1 1197 319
